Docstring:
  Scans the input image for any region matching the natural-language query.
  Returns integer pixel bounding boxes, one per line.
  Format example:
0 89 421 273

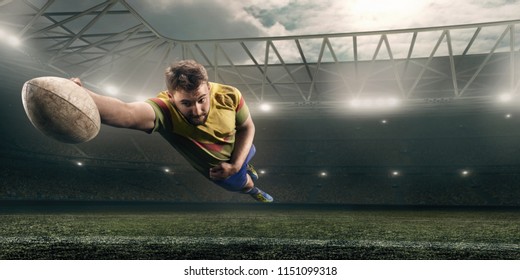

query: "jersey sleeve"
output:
234 88 250 126
145 93 173 134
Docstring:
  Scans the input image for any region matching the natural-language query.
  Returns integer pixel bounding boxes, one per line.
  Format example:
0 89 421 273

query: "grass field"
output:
0 201 519 259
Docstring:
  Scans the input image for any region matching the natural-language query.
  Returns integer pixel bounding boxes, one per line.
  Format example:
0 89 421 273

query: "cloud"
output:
422 0 520 27
244 1 321 31
254 0 519 36
240 0 520 61
123 0 519 65
126 0 268 40
128 0 520 40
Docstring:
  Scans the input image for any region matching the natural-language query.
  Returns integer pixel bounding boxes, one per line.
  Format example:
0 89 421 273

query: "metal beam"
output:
50 1 117 63
27 1 114 37
407 30 447 98
446 30 460 97
18 0 55 37
459 26 510 97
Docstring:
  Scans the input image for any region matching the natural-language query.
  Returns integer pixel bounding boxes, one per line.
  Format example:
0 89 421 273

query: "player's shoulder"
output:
145 90 175 117
146 91 170 106
210 83 243 108
156 90 171 100
210 82 241 96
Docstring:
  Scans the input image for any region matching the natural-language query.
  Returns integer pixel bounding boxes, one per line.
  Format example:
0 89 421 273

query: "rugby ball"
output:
21 76 101 144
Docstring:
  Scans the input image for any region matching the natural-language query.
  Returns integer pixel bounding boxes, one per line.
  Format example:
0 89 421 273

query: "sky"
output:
126 0 520 40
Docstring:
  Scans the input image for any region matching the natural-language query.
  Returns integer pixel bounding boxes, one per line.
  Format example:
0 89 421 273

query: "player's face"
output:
171 83 211 126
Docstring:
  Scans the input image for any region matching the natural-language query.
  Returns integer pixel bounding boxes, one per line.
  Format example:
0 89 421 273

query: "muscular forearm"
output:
71 78 155 131
229 116 255 171
86 88 135 128
208 114 256 180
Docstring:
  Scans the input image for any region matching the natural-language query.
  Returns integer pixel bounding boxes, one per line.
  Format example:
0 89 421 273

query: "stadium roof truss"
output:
2 0 520 111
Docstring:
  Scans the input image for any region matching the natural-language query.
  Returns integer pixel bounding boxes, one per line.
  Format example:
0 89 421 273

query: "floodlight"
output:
348 99 361 108
105 85 119 95
375 98 387 107
76 161 83 166
0 28 22 47
133 95 147 102
362 98 375 107
259 103 272 112
387 97 400 106
320 171 328 177
348 97 401 110
498 93 512 103
163 167 174 175
7 35 20 47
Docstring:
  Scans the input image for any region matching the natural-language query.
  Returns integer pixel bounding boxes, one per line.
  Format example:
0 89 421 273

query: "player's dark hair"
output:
165 60 208 93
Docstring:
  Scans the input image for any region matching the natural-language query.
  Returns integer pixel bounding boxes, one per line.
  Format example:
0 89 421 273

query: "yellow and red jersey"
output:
145 82 250 177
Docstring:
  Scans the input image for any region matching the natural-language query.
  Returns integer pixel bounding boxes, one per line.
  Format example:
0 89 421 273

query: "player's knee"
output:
244 174 254 188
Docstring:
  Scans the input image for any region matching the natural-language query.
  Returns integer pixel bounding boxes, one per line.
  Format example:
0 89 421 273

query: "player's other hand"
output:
209 162 238 180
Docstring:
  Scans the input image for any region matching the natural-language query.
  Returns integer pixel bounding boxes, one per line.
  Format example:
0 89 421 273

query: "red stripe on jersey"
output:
191 139 224 152
236 96 244 112
150 98 172 121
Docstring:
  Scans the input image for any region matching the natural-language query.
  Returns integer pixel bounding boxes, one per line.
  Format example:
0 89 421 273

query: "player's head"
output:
165 60 210 126
165 60 208 92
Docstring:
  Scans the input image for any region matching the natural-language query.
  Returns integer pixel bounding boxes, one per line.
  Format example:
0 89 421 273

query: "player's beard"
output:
187 113 207 126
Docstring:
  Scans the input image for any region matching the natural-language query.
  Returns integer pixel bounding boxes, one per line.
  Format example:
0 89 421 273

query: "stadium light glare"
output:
7 35 20 47
461 170 470 177
349 99 361 108
133 95 147 102
104 85 119 96
387 97 400 106
505 114 512 119
391 171 400 177
76 162 83 166
0 28 22 47
259 103 272 112
498 93 513 103
348 97 401 110
319 171 328 177
259 169 266 175
163 167 174 175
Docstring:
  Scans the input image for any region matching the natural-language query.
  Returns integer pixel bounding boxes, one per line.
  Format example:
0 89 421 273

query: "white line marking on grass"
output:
0 236 519 251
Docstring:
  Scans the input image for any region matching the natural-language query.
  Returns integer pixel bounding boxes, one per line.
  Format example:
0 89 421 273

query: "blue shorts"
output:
214 145 256 192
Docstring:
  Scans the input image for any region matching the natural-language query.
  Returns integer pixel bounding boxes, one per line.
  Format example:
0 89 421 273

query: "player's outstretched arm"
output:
70 78 155 132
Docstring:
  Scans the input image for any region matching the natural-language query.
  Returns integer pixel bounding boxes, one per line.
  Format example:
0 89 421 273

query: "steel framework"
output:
1 0 519 110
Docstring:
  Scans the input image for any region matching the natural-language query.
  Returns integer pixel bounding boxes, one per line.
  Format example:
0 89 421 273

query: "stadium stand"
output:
2 110 520 206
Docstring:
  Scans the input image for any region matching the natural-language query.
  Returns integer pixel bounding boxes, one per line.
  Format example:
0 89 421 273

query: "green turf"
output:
0 203 519 259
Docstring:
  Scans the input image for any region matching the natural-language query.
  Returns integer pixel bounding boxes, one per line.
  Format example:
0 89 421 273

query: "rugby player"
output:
71 60 273 202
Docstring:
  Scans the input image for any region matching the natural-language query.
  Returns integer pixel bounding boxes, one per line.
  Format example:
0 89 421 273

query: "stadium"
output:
0 0 519 261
